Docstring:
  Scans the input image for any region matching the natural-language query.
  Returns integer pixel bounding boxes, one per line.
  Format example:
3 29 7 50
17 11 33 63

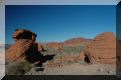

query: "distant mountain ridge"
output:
63 37 92 47
43 37 92 50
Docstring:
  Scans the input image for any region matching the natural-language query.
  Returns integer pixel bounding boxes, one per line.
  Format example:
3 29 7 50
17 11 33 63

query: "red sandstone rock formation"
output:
13 29 37 42
6 39 34 62
46 42 63 50
81 32 116 64
6 29 44 63
63 37 92 47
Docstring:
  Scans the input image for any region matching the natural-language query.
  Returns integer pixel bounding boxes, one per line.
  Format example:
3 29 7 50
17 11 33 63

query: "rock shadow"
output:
25 44 55 67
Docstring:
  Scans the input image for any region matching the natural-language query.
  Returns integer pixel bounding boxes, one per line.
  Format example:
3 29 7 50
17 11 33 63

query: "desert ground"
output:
5 29 119 75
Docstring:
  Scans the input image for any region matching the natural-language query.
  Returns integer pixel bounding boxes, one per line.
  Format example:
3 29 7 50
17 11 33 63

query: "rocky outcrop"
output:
63 37 92 47
6 39 34 62
81 32 116 64
12 29 37 42
6 29 48 63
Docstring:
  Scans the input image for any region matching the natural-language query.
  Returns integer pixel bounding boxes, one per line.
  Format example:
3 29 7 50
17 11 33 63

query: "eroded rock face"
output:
13 29 37 42
6 29 45 63
6 40 34 62
82 32 116 64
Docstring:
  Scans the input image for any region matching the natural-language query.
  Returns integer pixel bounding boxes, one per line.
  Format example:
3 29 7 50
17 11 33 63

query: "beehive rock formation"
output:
81 32 116 64
6 29 46 63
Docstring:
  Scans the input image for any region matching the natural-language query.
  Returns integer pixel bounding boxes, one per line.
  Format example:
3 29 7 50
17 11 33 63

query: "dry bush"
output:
6 60 32 75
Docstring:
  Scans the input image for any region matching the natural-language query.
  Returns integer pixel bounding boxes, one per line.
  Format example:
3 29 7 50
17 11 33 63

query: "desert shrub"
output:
6 60 32 75
61 46 83 54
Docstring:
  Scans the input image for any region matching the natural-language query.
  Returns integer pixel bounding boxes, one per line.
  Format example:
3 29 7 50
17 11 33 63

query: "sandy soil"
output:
26 63 116 75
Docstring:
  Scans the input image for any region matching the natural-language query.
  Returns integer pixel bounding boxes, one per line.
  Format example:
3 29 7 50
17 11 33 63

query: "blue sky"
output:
6 5 116 44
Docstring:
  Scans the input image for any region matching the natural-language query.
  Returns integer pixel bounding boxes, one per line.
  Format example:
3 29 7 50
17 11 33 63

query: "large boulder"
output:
6 29 41 63
81 32 116 64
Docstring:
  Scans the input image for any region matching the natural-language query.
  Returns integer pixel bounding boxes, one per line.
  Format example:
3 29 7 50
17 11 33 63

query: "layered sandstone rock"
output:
6 29 44 63
6 40 34 62
82 32 116 64
13 29 37 42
